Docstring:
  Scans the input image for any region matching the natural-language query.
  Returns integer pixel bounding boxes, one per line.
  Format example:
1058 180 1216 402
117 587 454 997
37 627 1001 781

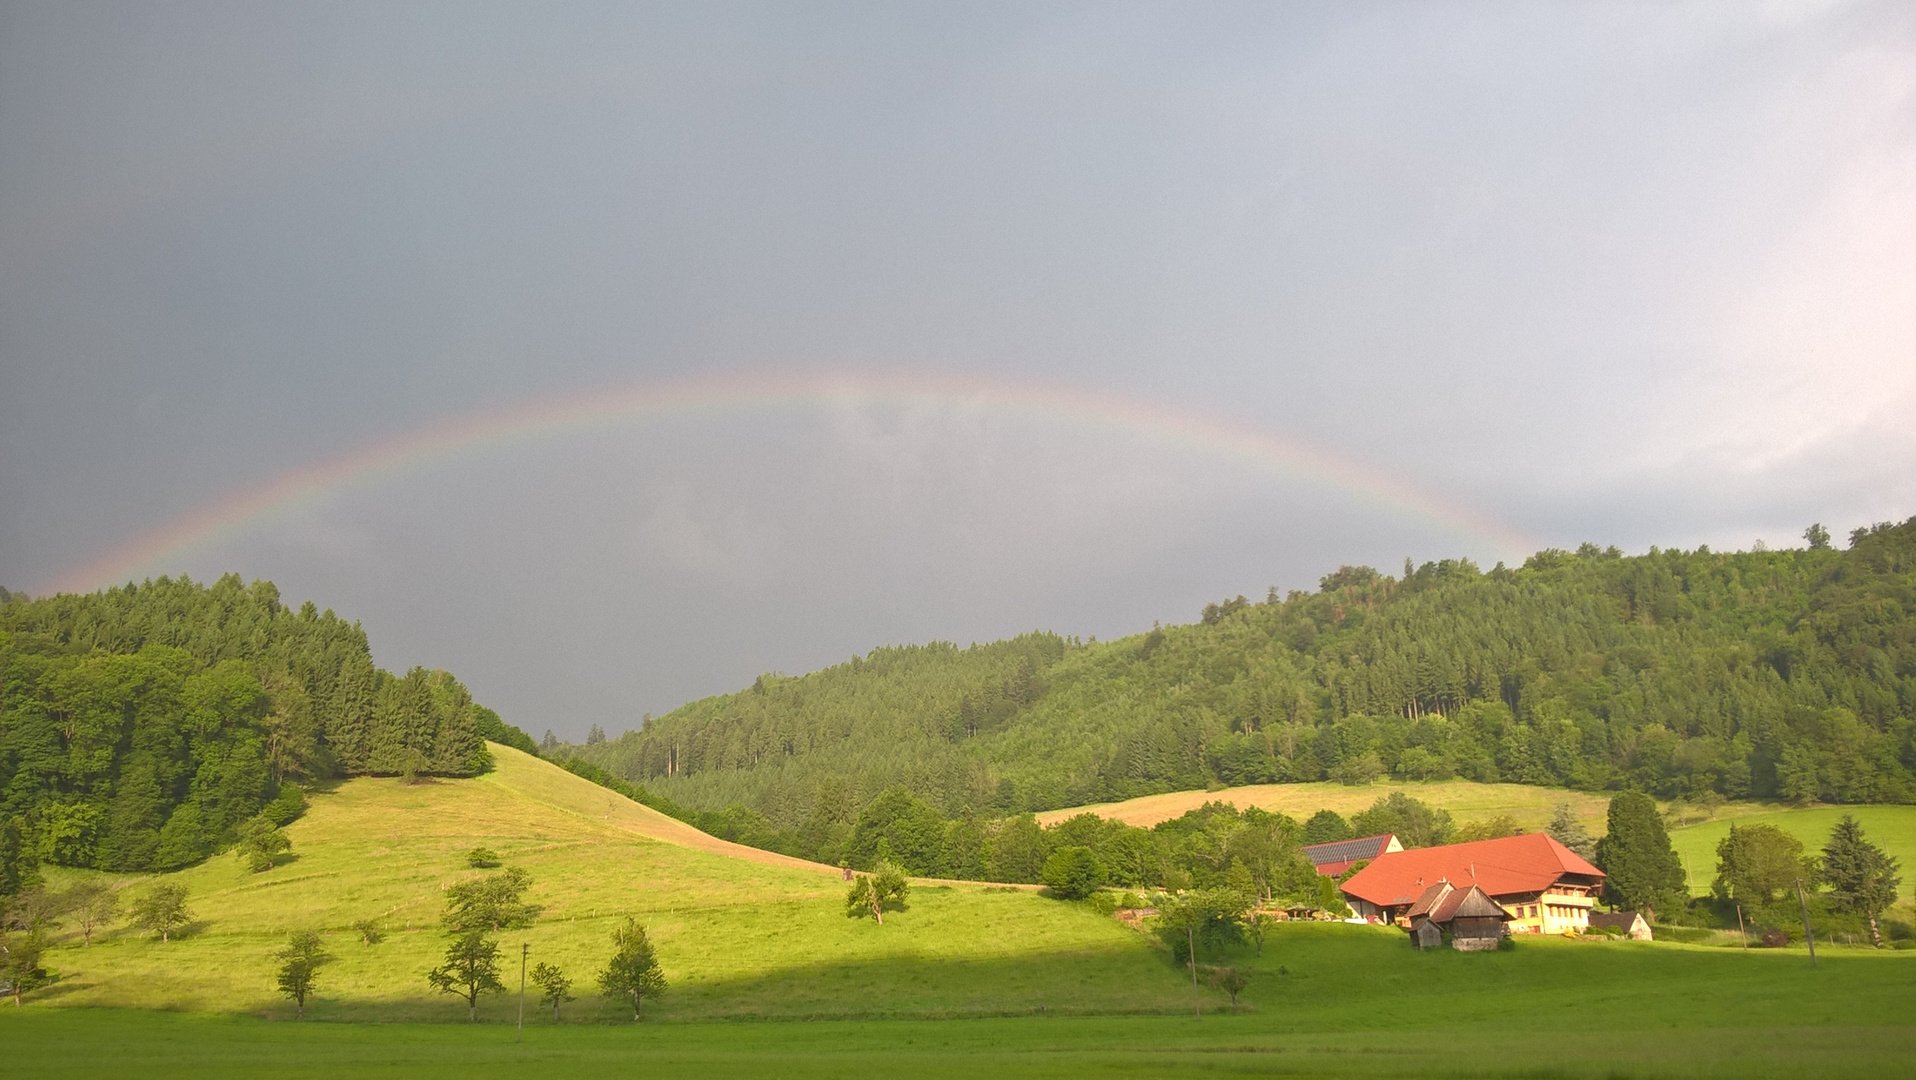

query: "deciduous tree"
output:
129 882 191 942
530 961 574 1021
1712 823 1809 909
428 930 504 1021
233 817 291 873
273 930 335 1019
442 867 540 932
597 917 666 1020
845 861 910 923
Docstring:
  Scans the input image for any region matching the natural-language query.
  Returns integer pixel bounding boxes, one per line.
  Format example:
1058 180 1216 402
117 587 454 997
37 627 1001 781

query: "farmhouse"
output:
1301 833 1402 877
1338 833 1604 935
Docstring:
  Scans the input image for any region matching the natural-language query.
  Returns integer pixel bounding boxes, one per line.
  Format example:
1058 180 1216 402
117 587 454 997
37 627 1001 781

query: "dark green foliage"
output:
233 816 290 872
427 931 503 1021
2 927 49 1004
465 847 500 869
1712 823 1808 908
0 575 526 872
441 868 539 932
273 930 334 1019
472 706 538 757
0 815 37 901
1820 814 1901 944
530 961 573 1020
353 919 382 945
1041 846 1106 899
1302 810 1352 845
565 520 1916 831
1156 889 1252 965
597 917 665 1019
1350 792 1454 847
1595 792 1687 919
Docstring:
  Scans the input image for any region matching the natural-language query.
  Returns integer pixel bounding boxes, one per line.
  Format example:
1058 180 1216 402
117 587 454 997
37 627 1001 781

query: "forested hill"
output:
567 518 1916 825
0 574 534 877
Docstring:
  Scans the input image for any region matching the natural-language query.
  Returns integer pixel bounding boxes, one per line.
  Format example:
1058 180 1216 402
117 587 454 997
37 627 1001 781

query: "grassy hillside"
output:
31 745 1190 1021
1668 805 1916 899
568 520 1916 843
1035 778 1620 833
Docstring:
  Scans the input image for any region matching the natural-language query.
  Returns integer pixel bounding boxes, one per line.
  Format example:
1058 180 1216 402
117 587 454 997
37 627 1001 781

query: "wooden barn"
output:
1403 881 1511 951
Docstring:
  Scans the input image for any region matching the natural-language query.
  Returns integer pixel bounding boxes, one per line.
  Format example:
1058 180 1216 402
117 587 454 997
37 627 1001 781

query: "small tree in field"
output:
234 817 292 873
68 881 119 946
428 930 504 1021
129 882 192 942
845 861 910 924
3 929 49 1005
598 917 666 1020
1210 966 1250 1006
530 961 574 1021
274 930 335 1019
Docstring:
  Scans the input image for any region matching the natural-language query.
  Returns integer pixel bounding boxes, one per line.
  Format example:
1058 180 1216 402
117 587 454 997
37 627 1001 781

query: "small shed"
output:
1444 886 1510 951
1588 910 1652 941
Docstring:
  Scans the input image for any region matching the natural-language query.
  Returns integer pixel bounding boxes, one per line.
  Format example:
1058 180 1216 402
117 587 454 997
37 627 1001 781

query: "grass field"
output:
8 926 1916 1078
1667 805 1916 899
30 745 1191 1021
1035 779 1621 833
17 747 1916 1077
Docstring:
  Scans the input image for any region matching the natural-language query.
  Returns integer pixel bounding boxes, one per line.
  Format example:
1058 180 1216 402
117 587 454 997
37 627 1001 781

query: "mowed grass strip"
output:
33 746 1189 1021
6 1006 1916 1079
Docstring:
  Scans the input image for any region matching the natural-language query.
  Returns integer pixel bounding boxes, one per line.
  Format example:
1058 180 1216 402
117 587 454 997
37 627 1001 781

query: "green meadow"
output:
15 745 1916 1077
1666 805 1916 899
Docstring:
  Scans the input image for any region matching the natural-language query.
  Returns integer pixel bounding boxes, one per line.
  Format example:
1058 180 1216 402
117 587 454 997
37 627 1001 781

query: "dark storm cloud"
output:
3 2 1911 735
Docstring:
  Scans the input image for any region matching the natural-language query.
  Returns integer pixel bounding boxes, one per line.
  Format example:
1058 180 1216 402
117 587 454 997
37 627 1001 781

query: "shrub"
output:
466 847 501 869
1041 846 1105 900
1760 927 1789 948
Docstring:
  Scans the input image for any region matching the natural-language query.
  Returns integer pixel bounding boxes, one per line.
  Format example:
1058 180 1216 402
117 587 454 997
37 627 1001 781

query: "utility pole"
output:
1188 925 1200 1018
1795 880 1817 968
518 942 529 1040
1736 905 1748 952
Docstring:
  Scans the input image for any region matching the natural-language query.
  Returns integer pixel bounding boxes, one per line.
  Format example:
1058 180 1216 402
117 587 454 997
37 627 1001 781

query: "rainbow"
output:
47 370 1539 594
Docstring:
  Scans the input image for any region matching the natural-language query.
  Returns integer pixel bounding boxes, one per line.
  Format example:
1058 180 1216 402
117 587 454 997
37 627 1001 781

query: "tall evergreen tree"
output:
1593 792 1686 920
1821 814 1901 947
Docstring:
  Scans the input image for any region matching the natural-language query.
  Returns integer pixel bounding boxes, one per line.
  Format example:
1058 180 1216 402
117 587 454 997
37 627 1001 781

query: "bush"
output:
1760 927 1790 948
261 785 307 828
1085 890 1121 916
1042 847 1106 900
466 847 501 869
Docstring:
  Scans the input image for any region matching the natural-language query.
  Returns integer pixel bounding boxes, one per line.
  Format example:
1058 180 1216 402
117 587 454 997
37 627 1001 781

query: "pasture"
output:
1035 778 1620 832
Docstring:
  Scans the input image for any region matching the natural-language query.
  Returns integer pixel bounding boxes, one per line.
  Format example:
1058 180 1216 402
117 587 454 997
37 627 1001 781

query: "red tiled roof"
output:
1339 833 1603 908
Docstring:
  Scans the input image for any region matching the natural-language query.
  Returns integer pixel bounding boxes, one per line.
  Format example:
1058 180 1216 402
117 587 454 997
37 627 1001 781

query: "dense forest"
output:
0 574 530 876
563 518 1916 845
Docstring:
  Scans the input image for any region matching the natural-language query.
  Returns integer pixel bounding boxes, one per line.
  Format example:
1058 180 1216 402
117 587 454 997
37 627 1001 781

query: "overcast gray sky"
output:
3 2 1912 739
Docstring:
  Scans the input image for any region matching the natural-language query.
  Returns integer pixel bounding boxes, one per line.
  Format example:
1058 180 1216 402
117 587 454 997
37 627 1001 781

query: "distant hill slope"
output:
571 518 1916 825
38 744 1186 1021
1033 779 1620 834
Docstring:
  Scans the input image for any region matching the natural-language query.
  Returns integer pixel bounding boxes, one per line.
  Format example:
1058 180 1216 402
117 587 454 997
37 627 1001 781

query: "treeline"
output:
0 574 526 878
564 518 1916 827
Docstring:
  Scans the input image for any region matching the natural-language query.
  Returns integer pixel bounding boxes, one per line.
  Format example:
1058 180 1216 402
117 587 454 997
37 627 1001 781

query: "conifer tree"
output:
1593 793 1686 921
1821 815 1901 947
